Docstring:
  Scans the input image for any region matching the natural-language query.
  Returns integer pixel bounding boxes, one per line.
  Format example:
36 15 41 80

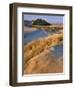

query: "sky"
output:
24 13 64 24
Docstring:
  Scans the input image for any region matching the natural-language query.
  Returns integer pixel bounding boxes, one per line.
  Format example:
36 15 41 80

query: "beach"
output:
24 25 63 74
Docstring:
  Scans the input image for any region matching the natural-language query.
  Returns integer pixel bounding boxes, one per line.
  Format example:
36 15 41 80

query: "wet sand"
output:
24 49 63 74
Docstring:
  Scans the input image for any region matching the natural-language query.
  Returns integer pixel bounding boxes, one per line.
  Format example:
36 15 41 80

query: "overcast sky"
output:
24 13 64 24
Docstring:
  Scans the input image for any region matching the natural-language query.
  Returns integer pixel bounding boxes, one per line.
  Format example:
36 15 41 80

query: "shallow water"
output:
49 44 63 58
24 29 55 44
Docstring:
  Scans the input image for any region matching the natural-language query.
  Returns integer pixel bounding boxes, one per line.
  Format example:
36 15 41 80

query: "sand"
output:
24 49 63 74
